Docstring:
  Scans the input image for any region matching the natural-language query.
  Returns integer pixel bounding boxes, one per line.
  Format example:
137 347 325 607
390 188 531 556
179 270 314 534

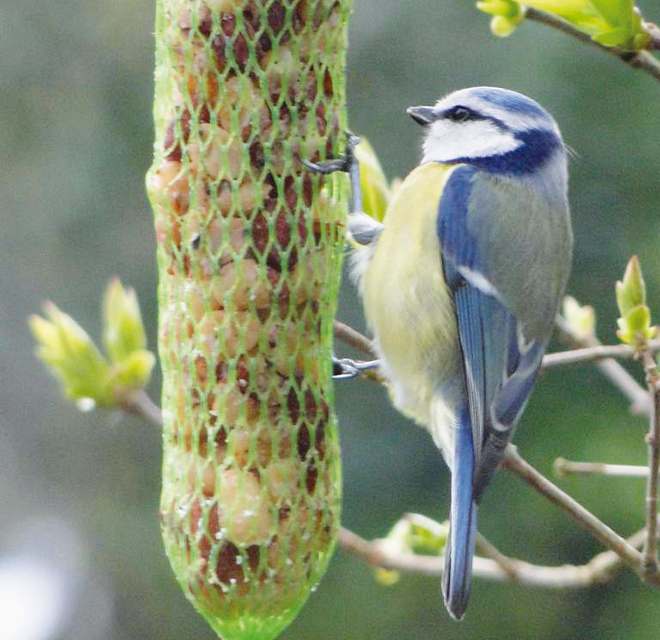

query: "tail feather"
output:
442 421 478 620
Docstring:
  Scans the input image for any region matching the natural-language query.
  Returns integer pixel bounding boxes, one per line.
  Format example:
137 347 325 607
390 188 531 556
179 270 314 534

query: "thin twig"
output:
555 316 651 416
333 321 388 384
645 21 660 51
334 318 657 409
525 7 660 83
641 349 660 576
121 389 163 427
502 445 646 575
333 320 377 358
121 369 660 586
338 523 652 588
474 532 518 580
554 458 651 478
542 340 660 369
333 318 658 577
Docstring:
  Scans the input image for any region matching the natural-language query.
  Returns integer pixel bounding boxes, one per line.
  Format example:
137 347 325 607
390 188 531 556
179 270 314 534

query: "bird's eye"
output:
446 107 473 123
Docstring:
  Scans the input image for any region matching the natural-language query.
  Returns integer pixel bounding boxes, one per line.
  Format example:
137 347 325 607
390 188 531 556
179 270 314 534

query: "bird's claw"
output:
332 357 381 380
303 157 350 175
303 131 361 175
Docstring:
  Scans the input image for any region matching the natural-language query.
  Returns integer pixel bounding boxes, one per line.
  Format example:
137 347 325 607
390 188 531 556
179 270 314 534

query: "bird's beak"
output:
407 106 437 126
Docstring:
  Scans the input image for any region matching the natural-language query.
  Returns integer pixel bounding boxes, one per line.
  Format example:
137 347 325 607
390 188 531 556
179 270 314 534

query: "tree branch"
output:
554 458 652 478
555 316 651 416
121 389 163 427
525 7 660 83
333 318 658 401
542 340 660 369
332 321 387 383
502 445 647 576
645 20 660 51
124 328 659 586
333 320 377 358
640 348 660 576
474 531 519 580
338 522 652 588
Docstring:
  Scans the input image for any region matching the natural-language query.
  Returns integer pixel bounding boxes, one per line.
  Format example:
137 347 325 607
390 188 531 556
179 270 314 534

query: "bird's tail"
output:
441 416 478 620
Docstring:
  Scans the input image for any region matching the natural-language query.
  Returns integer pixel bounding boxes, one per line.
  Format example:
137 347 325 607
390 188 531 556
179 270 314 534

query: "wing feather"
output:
437 165 569 499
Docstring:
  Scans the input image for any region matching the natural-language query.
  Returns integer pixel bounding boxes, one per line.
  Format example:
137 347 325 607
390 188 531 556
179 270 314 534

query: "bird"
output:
342 87 573 619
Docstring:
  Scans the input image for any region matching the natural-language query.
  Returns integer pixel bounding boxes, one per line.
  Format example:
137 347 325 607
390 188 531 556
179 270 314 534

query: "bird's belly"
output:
361 207 462 428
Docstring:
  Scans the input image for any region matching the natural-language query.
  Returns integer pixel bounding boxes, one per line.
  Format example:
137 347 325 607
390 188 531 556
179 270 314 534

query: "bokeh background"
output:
2 1 660 639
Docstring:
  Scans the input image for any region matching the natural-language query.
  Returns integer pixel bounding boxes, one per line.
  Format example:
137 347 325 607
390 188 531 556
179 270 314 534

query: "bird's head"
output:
407 87 566 175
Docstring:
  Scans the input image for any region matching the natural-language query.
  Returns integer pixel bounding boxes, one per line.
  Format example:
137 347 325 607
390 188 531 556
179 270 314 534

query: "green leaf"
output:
355 138 391 223
491 14 523 36
562 296 596 340
627 305 651 332
29 302 115 406
615 255 646 317
514 0 649 49
113 350 156 391
593 27 633 45
102 278 148 363
476 0 522 18
407 514 449 555
476 0 525 36
589 0 634 28
30 282 155 409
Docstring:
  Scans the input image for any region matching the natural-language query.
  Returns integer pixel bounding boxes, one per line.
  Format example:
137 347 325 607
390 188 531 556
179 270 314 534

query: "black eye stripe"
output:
444 106 481 123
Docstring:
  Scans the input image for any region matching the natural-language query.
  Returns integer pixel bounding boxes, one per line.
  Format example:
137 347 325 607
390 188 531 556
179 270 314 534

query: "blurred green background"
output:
2 1 659 638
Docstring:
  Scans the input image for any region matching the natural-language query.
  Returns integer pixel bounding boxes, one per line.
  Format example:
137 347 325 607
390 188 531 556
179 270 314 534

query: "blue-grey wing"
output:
437 165 571 499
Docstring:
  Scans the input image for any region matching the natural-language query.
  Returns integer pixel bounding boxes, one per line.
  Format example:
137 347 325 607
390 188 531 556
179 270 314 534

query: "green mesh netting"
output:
146 2 351 639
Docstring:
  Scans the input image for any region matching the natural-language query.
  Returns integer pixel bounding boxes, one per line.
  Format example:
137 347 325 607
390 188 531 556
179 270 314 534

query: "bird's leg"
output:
303 131 364 225
305 133 383 380
306 132 384 250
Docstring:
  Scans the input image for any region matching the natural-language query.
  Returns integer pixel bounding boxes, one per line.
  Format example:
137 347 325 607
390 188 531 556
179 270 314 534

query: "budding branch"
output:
330 317 660 589
524 7 660 83
119 316 660 591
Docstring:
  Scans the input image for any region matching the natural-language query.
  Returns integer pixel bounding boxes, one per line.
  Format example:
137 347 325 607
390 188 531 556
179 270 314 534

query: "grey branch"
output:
554 458 653 478
339 446 658 589
542 340 660 369
333 319 657 414
640 349 660 577
555 315 651 416
338 522 652 588
121 389 163 427
125 325 659 587
333 320 377 358
554 313 660 574
502 445 649 578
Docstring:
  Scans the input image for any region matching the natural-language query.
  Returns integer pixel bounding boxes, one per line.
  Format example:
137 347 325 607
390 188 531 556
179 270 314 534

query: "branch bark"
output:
640 349 660 576
338 522 652 588
124 323 660 588
554 458 652 478
542 340 660 369
121 389 163 427
333 320 377 358
502 445 647 576
555 316 651 416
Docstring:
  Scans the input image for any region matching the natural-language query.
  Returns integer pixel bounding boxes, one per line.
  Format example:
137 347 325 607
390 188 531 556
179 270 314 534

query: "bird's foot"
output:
303 131 361 175
332 356 381 380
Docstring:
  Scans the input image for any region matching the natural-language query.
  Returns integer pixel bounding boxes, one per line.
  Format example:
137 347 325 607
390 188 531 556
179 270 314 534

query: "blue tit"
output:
351 87 572 619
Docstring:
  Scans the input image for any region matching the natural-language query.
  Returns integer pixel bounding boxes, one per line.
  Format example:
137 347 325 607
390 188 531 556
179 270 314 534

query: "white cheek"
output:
421 120 521 164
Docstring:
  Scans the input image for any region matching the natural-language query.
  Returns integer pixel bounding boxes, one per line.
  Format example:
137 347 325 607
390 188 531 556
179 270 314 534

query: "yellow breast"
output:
362 163 461 426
